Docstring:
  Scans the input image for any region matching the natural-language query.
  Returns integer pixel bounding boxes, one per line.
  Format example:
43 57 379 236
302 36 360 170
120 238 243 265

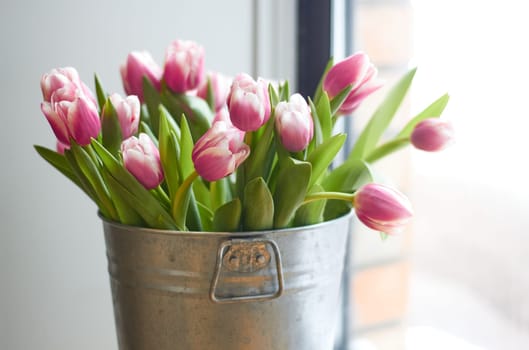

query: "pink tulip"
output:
323 52 383 115
197 72 231 111
108 93 140 139
41 67 96 105
121 133 164 189
41 94 101 146
411 119 455 152
192 121 250 182
227 73 271 131
120 51 162 102
163 40 205 93
275 93 314 152
353 183 413 235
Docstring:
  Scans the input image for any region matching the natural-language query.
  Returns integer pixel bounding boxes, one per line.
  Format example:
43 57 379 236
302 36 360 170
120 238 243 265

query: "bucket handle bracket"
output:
209 238 284 304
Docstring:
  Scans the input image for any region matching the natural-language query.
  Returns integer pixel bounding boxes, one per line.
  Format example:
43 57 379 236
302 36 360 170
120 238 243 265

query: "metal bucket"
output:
102 212 352 350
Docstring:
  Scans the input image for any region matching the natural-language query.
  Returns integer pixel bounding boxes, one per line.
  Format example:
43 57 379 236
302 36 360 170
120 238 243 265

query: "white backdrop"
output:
0 1 297 348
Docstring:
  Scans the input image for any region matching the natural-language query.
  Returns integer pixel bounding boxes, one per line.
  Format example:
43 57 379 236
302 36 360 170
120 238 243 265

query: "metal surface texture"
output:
103 213 353 350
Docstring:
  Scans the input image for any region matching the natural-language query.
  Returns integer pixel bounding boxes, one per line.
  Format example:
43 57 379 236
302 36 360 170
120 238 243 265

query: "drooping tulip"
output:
197 72 231 111
41 94 101 146
108 93 140 139
227 73 271 131
411 119 455 152
163 40 206 93
192 121 250 182
353 183 413 235
120 51 162 102
41 67 96 105
323 52 383 115
121 133 164 189
275 93 314 152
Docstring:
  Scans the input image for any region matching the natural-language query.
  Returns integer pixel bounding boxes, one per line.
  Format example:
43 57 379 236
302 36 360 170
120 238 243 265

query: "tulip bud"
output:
411 119 455 152
353 183 413 235
109 93 140 139
227 73 271 131
323 52 383 115
275 93 314 152
192 121 250 182
41 67 96 105
120 51 162 102
197 72 231 111
41 95 101 146
163 40 205 93
121 133 164 189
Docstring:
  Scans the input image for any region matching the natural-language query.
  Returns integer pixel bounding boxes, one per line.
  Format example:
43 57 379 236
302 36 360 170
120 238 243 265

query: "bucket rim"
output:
100 210 354 238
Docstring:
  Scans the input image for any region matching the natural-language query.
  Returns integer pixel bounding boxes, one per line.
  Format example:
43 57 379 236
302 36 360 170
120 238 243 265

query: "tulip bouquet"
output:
35 39 453 237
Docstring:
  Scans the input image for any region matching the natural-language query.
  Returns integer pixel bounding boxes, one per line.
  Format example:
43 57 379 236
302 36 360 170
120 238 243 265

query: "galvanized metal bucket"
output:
102 212 352 350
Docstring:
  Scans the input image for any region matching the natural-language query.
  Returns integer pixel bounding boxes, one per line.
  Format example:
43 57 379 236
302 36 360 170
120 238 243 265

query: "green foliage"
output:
273 158 312 228
91 139 177 230
348 68 417 161
243 177 274 230
101 98 123 156
36 53 449 234
213 198 241 232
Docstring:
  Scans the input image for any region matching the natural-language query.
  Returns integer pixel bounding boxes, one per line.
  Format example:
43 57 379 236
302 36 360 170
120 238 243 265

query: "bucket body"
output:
103 213 352 350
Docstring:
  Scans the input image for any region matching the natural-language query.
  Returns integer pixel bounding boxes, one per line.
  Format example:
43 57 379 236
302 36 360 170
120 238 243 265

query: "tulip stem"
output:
365 137 409 163
302 191 355 205
153 185 171 208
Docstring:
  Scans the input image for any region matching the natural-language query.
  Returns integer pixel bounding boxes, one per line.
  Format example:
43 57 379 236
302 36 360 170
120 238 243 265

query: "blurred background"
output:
1 0 528 349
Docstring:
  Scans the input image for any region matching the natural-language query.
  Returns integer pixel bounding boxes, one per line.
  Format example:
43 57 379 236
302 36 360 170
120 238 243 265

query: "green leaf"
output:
143 77 162 137
317 92 333 140
94 74 107 111
171 172 198 230
160 87 212 142
348 68 418 161
91 139 177 229
186 190 203 231
192 178 211 209
196 201 213 232
210 178 231 212
330 85 354 116
101 98 123 156
213 198 241 232
313 57 334 104
205 78 216 112
396 93 450 138
279 80 290 101
245 114 276 181
294 184 326 226
307 133 346 188
100 167 144 226
268 83 280 107
159 108 181 198
323 159 374 192
34 145 84 191
70 143 118 220
63 149 101 208
179 114 195 178
273 158 312 228
243 177 274 231
322 159 374 220
308 97 323 148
